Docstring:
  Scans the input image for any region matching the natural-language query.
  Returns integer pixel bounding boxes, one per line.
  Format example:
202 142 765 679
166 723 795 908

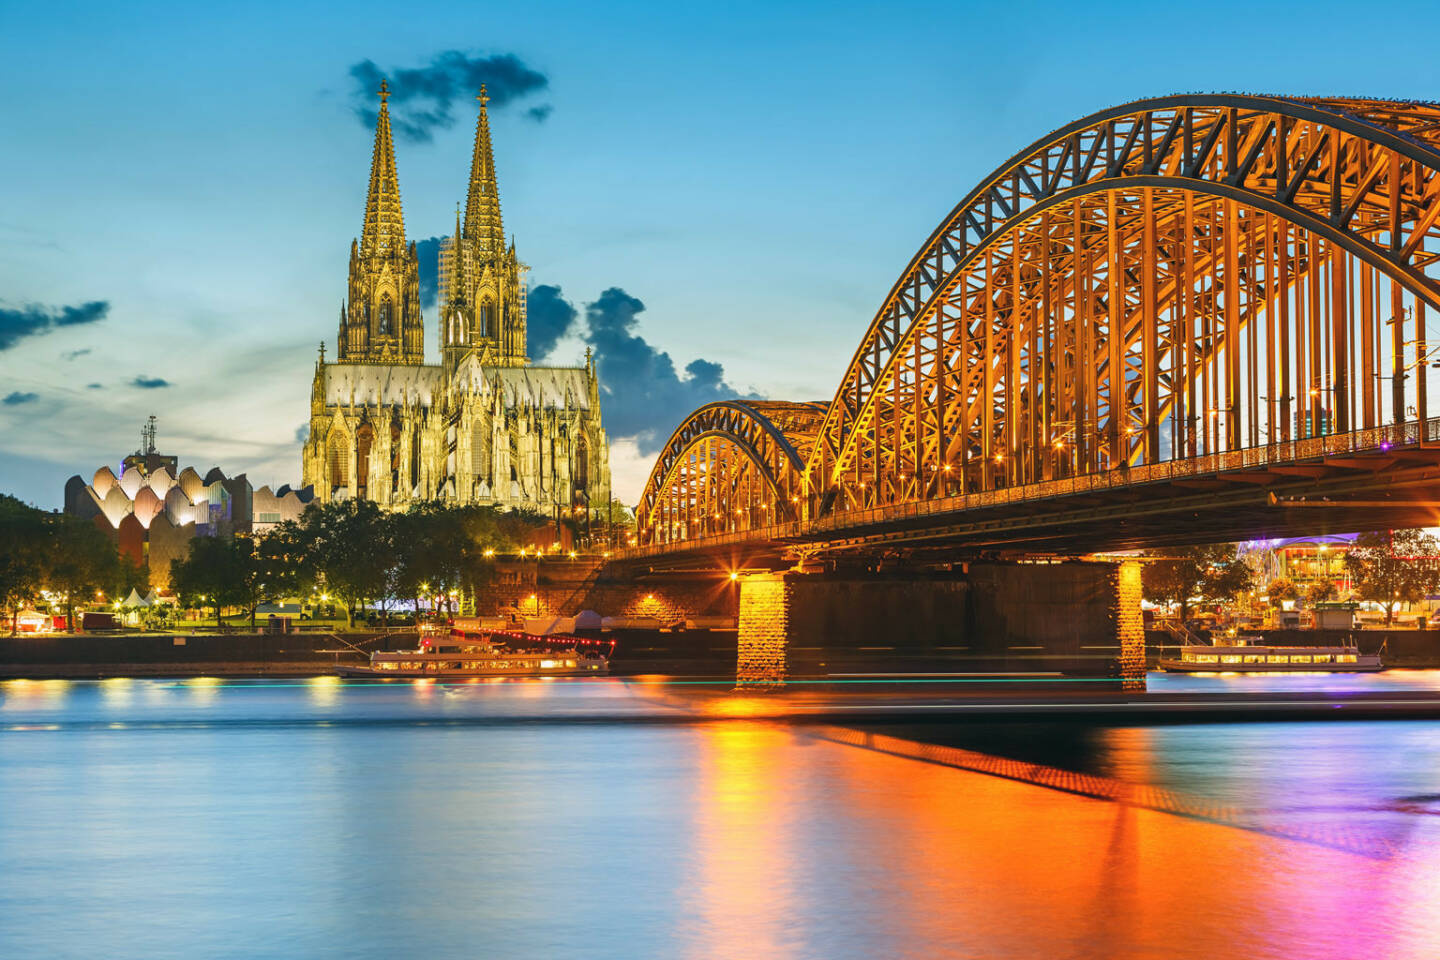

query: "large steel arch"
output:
636 401 826 544
810 94 1440 508
636 94 1440 547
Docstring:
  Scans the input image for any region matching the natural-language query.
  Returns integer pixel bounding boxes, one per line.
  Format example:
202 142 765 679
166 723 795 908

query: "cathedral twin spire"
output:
337 80 525 368
464 87 505 261
339 79 423 365
360 80 406 257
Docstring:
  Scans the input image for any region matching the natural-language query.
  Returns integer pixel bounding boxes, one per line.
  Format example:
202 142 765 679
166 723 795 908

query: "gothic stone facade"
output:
302 83 611 517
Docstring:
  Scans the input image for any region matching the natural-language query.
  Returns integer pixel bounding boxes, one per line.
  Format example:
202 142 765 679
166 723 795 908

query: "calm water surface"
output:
3 674 1440 959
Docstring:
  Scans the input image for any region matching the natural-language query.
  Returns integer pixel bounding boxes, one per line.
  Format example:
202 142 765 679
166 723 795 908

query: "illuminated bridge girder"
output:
636 94 1440 550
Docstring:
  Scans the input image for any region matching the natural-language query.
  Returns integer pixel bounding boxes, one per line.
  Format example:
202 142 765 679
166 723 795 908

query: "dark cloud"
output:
580 287 756 454
526 284 578 362
348 52 549 143
63 347 91 361
0 300 108 351
3 391 38 405
295 423 310 444
131 376 171 389
86 383 103 389
525 105 553 123
416 236 443 309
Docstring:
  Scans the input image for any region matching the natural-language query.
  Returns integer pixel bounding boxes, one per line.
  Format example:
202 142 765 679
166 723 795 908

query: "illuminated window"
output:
328 433 350 489
1291 655 1312 663
1269 656 1289 663
1195 655 1218 663
1220 655 1241 664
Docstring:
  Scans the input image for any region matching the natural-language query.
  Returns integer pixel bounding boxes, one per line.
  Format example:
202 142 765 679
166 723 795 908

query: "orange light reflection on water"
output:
679 719 1440 959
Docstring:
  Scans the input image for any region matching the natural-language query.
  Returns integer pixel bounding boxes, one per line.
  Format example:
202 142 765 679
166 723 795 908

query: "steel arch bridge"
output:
635 94 1440 554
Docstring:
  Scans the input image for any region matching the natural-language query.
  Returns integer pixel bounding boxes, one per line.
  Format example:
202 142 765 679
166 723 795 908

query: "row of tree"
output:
168 499 565 628
1141 529 1440 625
1 494 146 633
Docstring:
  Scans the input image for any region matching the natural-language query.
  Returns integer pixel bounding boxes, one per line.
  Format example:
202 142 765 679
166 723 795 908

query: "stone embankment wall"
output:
0 632 389 678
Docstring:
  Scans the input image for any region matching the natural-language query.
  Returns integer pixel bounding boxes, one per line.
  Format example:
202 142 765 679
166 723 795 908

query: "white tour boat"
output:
1158 635 1382 673
341 621 610 678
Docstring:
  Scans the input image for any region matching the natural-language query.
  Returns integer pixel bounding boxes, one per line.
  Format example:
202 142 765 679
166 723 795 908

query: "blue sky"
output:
3 0 1438 508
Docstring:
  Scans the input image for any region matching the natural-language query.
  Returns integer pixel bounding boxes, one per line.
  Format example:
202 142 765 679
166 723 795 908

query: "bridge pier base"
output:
736 574 791 688
1115 560 1146 691
734 560 1146 690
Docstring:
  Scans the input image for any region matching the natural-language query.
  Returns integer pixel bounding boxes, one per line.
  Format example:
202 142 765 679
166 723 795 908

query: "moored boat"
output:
340 621 610 678
1158 635 1382 673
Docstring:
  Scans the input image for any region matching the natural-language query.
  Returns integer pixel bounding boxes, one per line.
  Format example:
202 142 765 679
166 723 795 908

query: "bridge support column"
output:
1114 560 1146 691
736 574 791 688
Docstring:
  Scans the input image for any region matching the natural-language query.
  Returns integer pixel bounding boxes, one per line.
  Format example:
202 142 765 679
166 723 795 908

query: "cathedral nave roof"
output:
324 362 445 407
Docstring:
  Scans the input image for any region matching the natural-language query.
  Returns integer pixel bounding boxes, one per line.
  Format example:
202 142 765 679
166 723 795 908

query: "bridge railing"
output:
625 418 1438 557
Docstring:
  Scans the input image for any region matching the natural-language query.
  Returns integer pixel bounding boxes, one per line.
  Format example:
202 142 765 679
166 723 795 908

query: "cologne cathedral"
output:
302 83 612 520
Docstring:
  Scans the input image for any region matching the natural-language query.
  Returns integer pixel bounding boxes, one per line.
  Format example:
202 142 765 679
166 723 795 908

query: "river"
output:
3 673 1439 959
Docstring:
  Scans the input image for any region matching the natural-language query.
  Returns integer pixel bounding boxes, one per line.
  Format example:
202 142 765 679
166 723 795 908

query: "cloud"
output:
0 300 108 351
525 105 553 123
526 284 578 362
63 348 92 361
578 287 757 454
348 52 549 143
295 423 309 444
416 236 443 309
3 391 38 405
87 383 103 389
131 376 171 389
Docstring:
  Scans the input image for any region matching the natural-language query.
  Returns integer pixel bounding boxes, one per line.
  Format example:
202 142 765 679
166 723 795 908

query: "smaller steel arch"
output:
636 401 822 544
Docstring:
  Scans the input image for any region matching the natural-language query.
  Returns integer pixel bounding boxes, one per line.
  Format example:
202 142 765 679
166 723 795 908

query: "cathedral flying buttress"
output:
302 82 612 524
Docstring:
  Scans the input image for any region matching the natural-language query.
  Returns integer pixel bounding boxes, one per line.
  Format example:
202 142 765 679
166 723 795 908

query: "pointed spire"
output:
361 79 406 257
464 85 504 258
452 202 467 302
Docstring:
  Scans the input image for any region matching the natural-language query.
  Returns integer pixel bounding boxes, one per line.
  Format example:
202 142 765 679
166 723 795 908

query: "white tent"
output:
122 588 150 608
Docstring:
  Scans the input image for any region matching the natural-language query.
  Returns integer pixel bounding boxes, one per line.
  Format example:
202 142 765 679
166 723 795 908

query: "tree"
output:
288 499 393 627
170 536 271 629
45 513 120 631
1344 529 1440 625
0 495 48 635
1142 543 1253 622
1306 580 1338 606
1265 577 1300 608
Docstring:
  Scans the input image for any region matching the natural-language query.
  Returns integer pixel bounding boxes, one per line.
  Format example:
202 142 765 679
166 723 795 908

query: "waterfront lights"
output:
483 548 495 557
729 572 739 581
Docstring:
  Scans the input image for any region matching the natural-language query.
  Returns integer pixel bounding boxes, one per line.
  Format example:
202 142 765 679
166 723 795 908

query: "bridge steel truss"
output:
636 95 1440 549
